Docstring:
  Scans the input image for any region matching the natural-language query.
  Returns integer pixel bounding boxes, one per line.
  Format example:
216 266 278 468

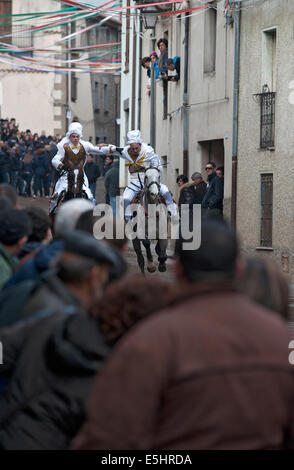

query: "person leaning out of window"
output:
166 57 181 82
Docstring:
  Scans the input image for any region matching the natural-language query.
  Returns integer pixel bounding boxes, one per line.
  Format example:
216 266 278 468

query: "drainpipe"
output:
150 32 156 148
183 11 190 177
138 16 143 129
231 0 241 230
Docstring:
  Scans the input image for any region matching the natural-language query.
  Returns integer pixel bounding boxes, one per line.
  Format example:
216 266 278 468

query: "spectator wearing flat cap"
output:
0 210 32 288
15 230 125 323
0 231 127 448
0 233 124 450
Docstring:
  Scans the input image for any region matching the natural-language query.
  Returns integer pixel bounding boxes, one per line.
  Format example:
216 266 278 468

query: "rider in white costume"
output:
120 130 177 220
50 122 114 214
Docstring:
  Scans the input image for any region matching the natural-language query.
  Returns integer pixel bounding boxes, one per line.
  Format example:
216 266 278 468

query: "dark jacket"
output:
168 56 180 81
0 311 111 449
0 150 11 173
22 160 33 175
104 160 120 197
32 151 50 176
178 180 206 215
84 161 100 184
178 183 196 219
201 172 224 210
73 283 294 450
195 180 207 204
10 153 22 172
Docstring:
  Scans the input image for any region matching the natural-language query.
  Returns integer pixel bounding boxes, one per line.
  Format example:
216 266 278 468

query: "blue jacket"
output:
3 240 64 290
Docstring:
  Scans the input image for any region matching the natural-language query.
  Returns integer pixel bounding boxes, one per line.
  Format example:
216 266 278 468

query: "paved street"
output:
17 175 176 282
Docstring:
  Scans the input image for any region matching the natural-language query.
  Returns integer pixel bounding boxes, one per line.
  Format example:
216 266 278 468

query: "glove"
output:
116 147 123 155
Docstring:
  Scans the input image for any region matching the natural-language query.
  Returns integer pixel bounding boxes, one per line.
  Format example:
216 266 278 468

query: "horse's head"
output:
65 167 84 198
145 167 161 202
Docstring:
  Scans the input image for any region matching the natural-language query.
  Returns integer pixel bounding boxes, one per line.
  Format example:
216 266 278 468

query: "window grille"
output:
260 90 275 148
260 173 273 247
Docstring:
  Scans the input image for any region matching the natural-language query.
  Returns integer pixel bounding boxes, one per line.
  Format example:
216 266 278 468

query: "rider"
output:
118 130 177 220
50 122 115 214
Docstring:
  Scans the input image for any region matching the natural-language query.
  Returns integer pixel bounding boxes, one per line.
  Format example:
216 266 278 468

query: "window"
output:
260 174 273 247
94 82 99 110
96 136 100 144
0 1 12 45
13 26 34 57
203 2 217 73
262 29 277 92
104 84 108 111
260 86 275 148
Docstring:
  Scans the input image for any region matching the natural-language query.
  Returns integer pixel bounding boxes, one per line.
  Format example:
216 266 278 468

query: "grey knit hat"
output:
191 172 202 180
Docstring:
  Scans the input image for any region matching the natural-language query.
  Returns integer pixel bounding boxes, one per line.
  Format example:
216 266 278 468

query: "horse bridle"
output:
145 167 161 191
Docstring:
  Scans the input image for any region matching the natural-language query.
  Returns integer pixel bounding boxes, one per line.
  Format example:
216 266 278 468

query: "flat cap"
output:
63 230 119 268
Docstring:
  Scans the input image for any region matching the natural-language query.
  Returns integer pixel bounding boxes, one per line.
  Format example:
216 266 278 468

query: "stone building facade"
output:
0 0 121 141
0 0 67 135
122 0 236 211
237 0 294 278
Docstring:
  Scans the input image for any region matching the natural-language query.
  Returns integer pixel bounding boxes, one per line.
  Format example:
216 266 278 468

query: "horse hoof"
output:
147 262 156 273
158 263 167 273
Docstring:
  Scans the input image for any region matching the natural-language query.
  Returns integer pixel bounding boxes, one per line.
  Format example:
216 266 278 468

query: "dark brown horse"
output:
50 167 89 232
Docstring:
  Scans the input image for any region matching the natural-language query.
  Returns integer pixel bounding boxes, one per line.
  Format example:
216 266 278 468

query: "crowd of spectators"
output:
0 187 293 450
177 161 224 221
0 118 59 198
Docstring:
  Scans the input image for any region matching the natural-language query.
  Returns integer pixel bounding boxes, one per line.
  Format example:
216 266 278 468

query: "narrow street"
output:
17 175 176 282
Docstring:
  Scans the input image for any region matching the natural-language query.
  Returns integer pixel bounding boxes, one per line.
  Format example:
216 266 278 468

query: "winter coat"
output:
0 150 11 173
0 269 83 329
18 241 42 260
104 160 120 197
3 240 64 290
0 311 111 449
73 282 294 450
84 161 100 184
22 161 33 175
32 151 50 176
10 153 22 172
201 172 224 210
195 180 207 204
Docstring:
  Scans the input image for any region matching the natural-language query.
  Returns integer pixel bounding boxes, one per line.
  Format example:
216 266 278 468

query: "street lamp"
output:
142 8 157 148
142 7 157 30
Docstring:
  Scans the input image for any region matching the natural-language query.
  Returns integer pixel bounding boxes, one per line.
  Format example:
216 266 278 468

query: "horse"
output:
131 167 170 274
49 166 89 230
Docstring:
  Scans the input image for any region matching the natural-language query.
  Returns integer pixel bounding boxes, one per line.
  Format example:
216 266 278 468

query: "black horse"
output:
54 166 88 211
